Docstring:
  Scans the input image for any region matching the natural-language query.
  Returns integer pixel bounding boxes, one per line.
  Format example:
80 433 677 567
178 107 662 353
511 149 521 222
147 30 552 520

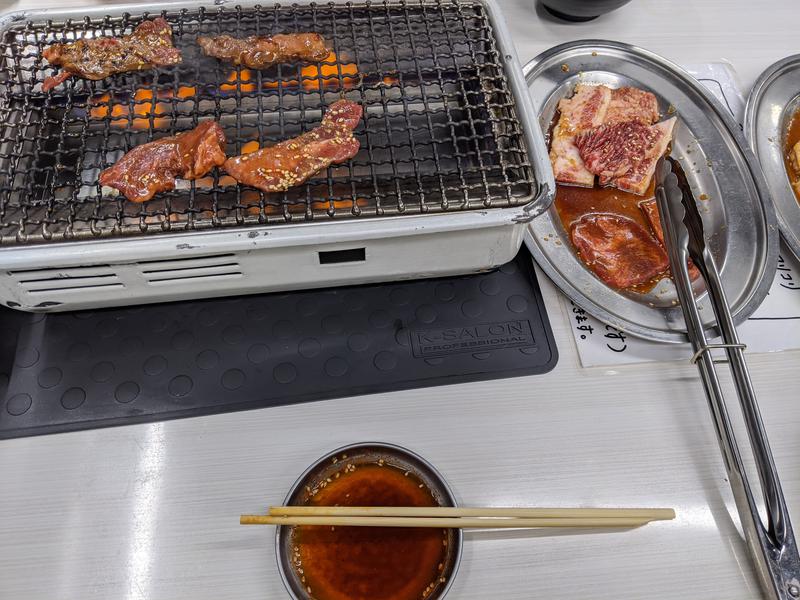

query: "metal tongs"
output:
655 156 800 600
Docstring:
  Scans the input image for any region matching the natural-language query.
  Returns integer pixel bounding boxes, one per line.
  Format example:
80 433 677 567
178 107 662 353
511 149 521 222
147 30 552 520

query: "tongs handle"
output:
701 251 788 534
655 160 800 600
698 245 800 600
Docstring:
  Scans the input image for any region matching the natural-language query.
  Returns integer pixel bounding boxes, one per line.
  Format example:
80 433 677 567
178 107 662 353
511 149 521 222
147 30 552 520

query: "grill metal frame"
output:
0 0 553 312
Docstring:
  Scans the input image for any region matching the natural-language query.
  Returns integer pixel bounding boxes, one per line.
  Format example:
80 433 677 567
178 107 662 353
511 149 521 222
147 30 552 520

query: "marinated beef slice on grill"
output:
197 33 330 69
42 17 181 91
571 213 669 289
549 84 675 195
99 121 227 203
224 100 362 193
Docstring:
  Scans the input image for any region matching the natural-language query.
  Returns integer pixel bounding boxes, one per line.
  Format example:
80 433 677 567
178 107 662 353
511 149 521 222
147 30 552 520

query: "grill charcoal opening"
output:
0 0 536 246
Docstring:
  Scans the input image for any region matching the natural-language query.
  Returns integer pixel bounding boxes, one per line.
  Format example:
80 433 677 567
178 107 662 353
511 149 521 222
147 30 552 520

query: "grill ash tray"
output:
0 250 556 439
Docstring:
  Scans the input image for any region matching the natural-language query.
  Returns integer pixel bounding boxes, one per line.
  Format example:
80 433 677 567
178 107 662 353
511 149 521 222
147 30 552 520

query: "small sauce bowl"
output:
276 442 462 600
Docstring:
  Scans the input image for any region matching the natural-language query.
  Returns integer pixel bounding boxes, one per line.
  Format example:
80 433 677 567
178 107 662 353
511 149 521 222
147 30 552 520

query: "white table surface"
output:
1 1 799 599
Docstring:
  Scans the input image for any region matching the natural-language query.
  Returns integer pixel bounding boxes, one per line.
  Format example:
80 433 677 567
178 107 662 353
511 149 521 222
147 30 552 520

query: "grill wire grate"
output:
0 1 536 245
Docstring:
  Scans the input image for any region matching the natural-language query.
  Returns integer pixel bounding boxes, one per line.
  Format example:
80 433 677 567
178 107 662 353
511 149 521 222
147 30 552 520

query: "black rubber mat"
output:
0 250 557 438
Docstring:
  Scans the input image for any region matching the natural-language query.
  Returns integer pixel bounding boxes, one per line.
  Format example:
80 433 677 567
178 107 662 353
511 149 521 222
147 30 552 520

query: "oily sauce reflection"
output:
555 179 665 293
292 464 448 600
784 109 800 202
555 180 655 232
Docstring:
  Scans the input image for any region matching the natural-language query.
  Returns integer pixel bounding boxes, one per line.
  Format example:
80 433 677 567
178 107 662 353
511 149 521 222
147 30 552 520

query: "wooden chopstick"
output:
240 515 658 528
243 506 675 528
268 506 677 520
241 506 676 529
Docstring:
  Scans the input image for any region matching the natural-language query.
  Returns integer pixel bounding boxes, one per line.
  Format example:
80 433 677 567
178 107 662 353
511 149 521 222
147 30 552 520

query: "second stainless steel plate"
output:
745 54 800 260
523 40 778 343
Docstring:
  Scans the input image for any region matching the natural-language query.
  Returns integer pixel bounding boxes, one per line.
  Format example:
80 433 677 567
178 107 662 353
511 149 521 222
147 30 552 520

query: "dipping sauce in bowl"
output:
276 443 461 600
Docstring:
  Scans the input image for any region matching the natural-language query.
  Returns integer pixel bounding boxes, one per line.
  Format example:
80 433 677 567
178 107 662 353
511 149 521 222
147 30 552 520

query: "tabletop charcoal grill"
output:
0 0 553 312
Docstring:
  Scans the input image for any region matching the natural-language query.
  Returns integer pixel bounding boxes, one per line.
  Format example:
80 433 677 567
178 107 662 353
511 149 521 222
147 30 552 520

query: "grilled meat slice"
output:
571 213 669 289
99 121 227 203
42 18 181 91
196 33 330 69
223 99 361 193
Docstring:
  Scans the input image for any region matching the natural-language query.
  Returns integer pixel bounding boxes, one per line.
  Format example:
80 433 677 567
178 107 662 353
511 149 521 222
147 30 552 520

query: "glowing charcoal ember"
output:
240 141 260 154
301 52 359 90
221 68 257 93
131 89 168 129
89 93 125 124
260 52 358 91
89 88 171 129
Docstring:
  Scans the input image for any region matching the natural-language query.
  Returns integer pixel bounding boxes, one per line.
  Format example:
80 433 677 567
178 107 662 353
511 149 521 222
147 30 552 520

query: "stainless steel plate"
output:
745 54 800 260
523 40 778 343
